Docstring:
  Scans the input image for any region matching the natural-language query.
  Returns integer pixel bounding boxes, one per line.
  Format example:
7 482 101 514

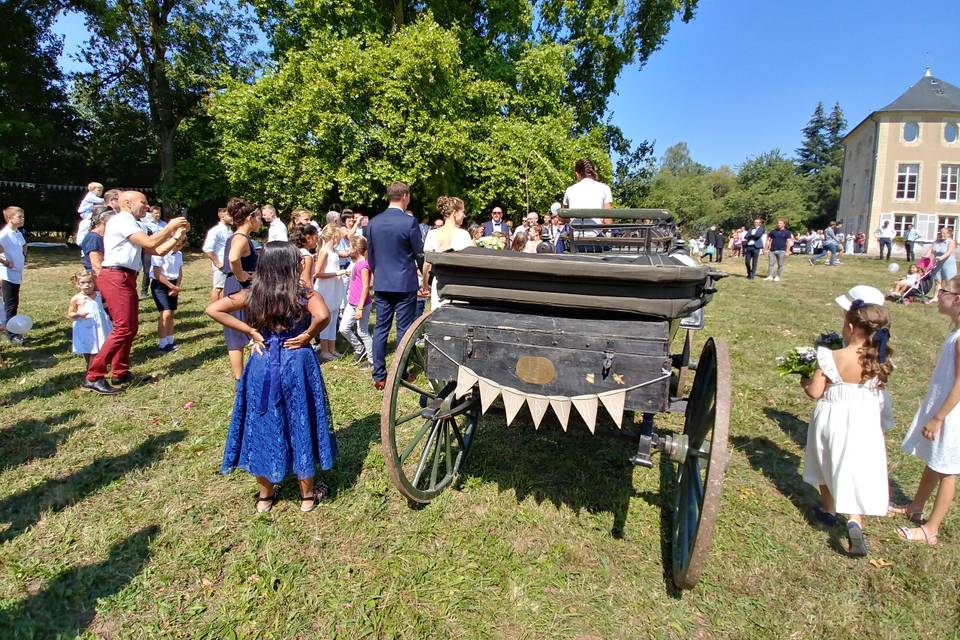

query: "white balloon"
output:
887 262 901 274
5 314 33 335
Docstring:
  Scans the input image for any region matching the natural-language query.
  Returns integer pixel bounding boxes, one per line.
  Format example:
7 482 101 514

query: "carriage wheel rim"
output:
672 337 731 589
380 311 480 503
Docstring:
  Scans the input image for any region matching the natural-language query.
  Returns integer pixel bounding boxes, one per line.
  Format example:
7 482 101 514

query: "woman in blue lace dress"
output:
207 241 338 513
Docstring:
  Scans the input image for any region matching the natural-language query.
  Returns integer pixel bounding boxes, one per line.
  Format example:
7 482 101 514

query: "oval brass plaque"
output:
515 356 556 385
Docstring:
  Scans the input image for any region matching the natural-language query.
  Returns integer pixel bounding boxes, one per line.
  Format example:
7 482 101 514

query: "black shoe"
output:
8 334 26 346
82 378 122 395
111 372 150 386
846 522 869 556
158 343 179 354
807 506 838 529
351 350 367 365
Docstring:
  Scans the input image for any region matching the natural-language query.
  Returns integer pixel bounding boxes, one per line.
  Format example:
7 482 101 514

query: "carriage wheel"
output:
670 337 731 589
381 312 481 503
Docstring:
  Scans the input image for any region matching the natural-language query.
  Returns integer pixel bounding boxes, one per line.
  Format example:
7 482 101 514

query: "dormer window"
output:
946 122 959 144
903 122 920 142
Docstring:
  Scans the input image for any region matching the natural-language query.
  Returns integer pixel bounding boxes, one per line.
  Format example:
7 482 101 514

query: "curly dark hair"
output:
289 223 318 249
845 303 893 385
436 196 464 219
226 197 259 226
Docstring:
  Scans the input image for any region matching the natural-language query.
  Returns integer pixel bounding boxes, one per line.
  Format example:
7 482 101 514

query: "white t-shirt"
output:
876 225 896 240
562 178 612 225
151 251 183 280
0 226 26 284
102 211 145 270
202 222 231 271
268 218 288 242
77 192 103 219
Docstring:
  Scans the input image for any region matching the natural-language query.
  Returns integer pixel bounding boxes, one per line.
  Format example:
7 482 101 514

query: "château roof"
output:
879 71 960 113
843 69 960 142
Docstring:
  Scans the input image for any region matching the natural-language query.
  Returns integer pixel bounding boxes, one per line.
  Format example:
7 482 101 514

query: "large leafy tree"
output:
211 18 608 217
0 0 79 179
247 0 699 131
724 150 810 229
73 0 255 208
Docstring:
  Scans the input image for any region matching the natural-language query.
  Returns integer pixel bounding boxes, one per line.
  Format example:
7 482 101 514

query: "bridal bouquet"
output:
476 236 506 250
775 332 843 377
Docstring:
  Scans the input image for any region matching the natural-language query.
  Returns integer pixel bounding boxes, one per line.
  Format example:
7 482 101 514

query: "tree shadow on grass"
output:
0 525 159 638
731 435 819 519
0 409 86 473
0 431 185 543
0 370 86 407
461 410 639 540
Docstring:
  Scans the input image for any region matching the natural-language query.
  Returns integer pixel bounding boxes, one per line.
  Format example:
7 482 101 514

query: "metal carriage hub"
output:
380 208 731 590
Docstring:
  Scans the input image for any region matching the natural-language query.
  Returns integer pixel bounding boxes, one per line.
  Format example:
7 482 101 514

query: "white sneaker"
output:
763 276 773 281
773 276 780 282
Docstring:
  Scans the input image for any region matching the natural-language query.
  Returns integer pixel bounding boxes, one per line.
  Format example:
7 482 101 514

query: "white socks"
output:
159 335 174 348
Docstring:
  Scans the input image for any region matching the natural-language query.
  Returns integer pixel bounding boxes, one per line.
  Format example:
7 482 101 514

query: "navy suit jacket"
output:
482 220 510 237
367 207 424 293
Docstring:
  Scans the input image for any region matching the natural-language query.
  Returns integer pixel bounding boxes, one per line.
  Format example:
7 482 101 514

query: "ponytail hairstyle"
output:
245 241 306 333
290 223 318 249
845 301 893 385
226 197 259 226
574 158 599 181
436 196 464 219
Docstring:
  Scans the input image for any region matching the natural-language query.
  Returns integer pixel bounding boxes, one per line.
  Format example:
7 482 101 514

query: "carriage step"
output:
630 434 656 468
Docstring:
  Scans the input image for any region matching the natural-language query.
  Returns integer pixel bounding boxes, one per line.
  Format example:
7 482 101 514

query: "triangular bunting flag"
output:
501 387 525 426
478 378 501 414
454 366 478 399
527 394 549 429
548 396 572 431
598 390 626 428
571 395 600 434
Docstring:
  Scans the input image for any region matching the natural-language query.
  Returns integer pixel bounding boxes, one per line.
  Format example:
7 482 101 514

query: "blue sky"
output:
607 0 960 169
55 1 960 170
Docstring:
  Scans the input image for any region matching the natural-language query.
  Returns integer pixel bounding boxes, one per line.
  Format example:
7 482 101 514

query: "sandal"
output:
888 504 924 524
896 524 938 545
847 522 869 557
255 485 280 513
299 481 330 513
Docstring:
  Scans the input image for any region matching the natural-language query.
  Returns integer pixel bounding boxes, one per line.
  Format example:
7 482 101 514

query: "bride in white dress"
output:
421 196 473 309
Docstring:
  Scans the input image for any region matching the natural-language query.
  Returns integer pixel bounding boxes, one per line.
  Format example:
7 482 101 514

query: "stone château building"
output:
837 69 960 254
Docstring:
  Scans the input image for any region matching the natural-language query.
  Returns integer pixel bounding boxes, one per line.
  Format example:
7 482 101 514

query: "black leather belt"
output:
104 266 138 274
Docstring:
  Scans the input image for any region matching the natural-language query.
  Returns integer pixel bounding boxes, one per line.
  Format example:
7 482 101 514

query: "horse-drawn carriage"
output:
379 209 731 589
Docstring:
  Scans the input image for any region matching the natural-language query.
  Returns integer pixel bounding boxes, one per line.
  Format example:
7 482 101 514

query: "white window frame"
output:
894 214 916 237
939 164 960 202
937 215 957 235
895 163 920 201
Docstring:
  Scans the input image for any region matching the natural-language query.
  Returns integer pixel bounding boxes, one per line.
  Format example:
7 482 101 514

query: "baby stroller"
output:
894 256 942 304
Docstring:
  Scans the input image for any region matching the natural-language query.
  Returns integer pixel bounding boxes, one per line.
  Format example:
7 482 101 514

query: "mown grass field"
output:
0 247 958 639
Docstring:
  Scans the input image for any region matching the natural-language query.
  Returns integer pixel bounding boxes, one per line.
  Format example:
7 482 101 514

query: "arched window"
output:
903 122 919 142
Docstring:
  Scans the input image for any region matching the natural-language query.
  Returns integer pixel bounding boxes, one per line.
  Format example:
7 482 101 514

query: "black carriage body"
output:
424 305 674 413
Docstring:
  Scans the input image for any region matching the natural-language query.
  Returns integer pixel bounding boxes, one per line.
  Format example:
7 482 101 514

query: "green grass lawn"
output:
1 248 958 639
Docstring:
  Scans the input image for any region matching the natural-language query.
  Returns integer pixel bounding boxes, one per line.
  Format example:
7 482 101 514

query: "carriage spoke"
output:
395 409 424 427
444 419 454 477
429 421 445 488
412 420 442 488
399 419 435 464
400 378 437 399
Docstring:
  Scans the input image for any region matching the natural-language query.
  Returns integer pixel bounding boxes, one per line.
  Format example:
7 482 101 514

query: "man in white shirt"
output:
0 206 28 343
83 191 189 394
202 207 233 302
875 220 896 260
262 204 287 242
512 212 540 241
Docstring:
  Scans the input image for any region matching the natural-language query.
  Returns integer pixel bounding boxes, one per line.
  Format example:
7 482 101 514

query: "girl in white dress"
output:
66 271 112 365
421 196 473 309
801 300 893 556
895 274 960 545
313 223 346 360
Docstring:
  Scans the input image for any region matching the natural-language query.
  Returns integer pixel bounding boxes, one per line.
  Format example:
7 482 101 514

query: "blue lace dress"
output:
221 308 338 483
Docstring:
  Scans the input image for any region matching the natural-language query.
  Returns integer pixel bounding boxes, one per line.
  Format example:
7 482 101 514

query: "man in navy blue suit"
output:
367 181 424 389
481 206 510 237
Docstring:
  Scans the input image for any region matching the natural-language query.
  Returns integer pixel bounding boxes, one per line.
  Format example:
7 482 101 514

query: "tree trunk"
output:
392 0 403 30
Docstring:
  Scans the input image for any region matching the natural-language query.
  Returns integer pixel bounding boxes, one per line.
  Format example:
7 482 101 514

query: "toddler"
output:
67 271 112 365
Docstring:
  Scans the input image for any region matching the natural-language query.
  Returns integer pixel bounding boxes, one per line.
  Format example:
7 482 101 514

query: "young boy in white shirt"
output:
0 206 28 344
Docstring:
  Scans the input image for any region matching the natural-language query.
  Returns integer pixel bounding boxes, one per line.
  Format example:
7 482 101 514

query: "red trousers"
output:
86 268 139 381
